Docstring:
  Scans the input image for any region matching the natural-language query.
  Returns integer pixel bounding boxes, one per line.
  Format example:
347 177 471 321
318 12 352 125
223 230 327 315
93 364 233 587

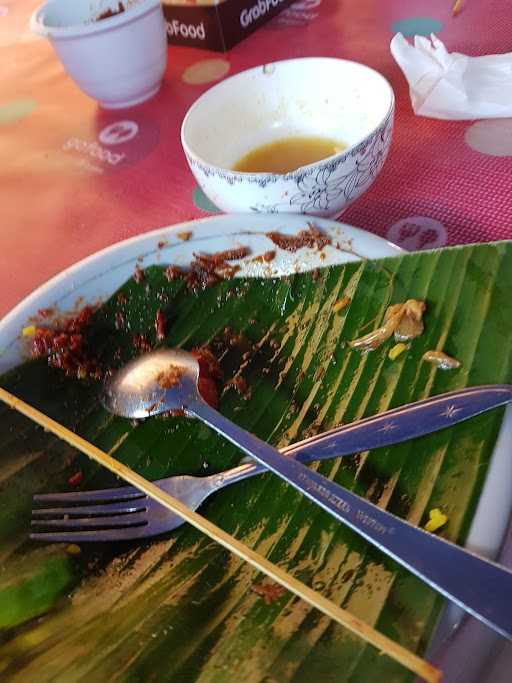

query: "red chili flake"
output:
157 240 168 249
155 308 167 342
251 582 288 605
132 334 152 353
117 292 128 305
225 375 251 400
164 265 185 282
31 306 101 380
115 311 125 330
68 471 83 487
222 326 246 348
168 408 186 417
133 264 145 284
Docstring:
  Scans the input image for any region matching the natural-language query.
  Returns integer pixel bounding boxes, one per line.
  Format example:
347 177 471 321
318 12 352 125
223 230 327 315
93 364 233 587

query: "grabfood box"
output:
163 0 293 51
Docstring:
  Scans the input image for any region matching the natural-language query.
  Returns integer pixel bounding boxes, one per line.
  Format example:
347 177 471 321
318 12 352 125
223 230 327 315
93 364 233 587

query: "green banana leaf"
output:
1 241 511 682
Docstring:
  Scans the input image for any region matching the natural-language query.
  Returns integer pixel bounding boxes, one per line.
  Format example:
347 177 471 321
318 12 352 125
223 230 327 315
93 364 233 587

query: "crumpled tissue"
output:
390 33 512 120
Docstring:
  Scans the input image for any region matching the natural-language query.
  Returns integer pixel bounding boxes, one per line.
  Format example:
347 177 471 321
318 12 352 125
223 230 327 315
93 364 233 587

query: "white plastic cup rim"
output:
30 0 162 40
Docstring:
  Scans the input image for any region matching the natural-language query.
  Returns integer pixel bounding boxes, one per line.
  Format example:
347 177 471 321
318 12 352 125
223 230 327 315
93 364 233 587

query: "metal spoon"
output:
103 349 512 639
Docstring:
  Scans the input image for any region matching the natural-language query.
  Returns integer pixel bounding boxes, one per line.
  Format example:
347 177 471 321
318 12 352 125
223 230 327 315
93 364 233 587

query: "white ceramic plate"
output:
0 214 400 371
0 213 509 681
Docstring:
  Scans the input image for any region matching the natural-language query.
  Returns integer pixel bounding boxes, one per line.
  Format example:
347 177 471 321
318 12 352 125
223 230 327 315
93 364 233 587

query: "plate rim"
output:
0 214 402 368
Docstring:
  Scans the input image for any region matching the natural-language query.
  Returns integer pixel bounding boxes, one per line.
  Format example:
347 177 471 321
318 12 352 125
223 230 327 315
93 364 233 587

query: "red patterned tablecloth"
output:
1 0 512 318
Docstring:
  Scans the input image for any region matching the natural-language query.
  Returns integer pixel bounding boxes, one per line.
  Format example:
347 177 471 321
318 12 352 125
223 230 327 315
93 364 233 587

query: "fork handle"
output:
219 385 512 483
188 389 512 640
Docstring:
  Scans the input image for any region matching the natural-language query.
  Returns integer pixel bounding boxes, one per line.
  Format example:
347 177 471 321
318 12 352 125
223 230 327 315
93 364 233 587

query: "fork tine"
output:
34 484 144 504
31 512 149 529
32 500 147 517
30 525 154 542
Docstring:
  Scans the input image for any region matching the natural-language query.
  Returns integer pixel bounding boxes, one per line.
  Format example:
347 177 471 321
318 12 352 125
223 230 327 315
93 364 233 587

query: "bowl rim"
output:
180 57 395 182
30 0 161 39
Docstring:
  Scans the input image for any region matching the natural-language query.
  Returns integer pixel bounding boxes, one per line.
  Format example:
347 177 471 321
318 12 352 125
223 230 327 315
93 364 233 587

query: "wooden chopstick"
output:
0 386 441 683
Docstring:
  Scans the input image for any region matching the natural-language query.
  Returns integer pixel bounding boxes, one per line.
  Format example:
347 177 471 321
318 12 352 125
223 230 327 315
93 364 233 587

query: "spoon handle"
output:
188 397 512 640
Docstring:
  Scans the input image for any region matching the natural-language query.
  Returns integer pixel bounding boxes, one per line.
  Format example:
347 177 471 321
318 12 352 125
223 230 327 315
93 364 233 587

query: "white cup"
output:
30 0 168 109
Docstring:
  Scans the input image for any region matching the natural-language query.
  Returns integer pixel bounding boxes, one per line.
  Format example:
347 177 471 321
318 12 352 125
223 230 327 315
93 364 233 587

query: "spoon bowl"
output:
102 349 200 419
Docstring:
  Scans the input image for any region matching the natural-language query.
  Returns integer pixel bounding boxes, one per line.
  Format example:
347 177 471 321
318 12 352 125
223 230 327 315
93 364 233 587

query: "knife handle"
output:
286 384 512 463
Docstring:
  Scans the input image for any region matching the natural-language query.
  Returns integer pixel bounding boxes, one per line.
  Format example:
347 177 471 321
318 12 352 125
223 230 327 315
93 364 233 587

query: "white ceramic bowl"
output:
181 58 395 218
30 0 167 109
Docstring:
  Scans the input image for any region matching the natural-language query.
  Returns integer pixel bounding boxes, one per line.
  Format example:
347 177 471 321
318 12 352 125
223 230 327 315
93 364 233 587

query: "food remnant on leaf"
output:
192 346 223 380
266 225 331 253
349 307 403 352
164 247 250 291
167 408 186 417
332 296 351 313
68 471 83 487
349 299 426 352
393 299 426 341
192 347 222 408
225 375 251 400
30 306 103 379
155 308 167 342
164 265 183 281
424 508 448 533
422 350 461 370
133 333 152 353
388 342 408 360
115 311 125 330
177 231 193 241
251 581 288 604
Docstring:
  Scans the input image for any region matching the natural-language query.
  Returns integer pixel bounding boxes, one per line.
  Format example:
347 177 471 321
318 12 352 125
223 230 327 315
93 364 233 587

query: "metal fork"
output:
31 385 512 542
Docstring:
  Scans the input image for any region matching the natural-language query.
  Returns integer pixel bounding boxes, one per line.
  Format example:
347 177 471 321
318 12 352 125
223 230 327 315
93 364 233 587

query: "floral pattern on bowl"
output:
251 113 393 214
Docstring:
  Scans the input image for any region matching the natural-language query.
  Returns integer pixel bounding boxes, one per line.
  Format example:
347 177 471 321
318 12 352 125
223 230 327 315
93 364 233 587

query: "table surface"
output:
2 0 512 319
1 1 512 679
